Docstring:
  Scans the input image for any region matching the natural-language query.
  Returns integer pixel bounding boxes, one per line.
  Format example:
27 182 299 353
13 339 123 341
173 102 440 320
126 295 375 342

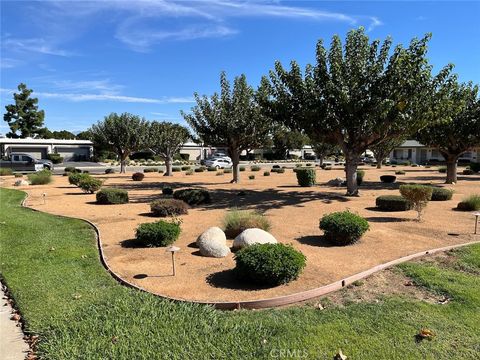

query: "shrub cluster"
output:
431 187 454 201
0 168 13 176
249 175 255 180
194 167 205 173
319 211 369 246
395 170 406 175
224 168 233 173
234 243 306 286
150 199 189 217
162 187 173 195
223 209 271 238
272 165 281 169
457 195 480 211
68 172 90 186
251 165 261 172
132 172 145 181
399 184 432 221
135 220 181 247
78 177 103 193
356 170 365 185
28 169 53 185
296 168 316 187
380 175 396 183
376 195 411 211
96 188 129 204
173 188 210 205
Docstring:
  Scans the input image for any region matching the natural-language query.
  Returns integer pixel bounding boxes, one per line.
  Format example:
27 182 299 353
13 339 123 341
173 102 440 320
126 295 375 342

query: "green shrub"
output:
132 172 145 181
249 175 255 180
296 168 316 187
207 166 217 172
27 170 53 185
438 166 447 173
463 168 475 175
96 188 129 204
68 172 89 186
457 195 480 211
239 166 246 172
0 168 13 176
272 165 281 169
234 243 306 286
135 221 181 247
395 170 406 175
431 187 454 201
319 211 369 246
223 209 271 238
263 171 270 176
150 199 189 217
194 167 204 173
223 168 233 174
399 184 433 221
173 188 210 205
271 168 285 174
185 170 194 175
376 195 411 211
78 177 103 193
144 168 158 173
216 172 224 176
105 168 115 174
251 165 261 172
357 170 365 185
47 153 63 164
14 173 23 178
380 175 396 183
411 163 418 167
172 167 181 172
158 169 164 174
323 166 332 170
181 166 191 171
162 187 173 195
468 163 480 173
64 166 80 173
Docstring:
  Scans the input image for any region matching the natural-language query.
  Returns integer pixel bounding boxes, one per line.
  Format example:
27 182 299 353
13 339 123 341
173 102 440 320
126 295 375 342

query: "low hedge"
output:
144 168 158 173
0 168 13 176
96 188 129 204
263 171 270 176
380 175 396 183
64 166 80 173
172 167 181 172
319 211 369 246
150 199 189 217
457 195 480 211
181 166 191 171
194 167 205 173
162 187 173 195
395 170 406 175
207 166 217 172
78 177 103 193
357 170 365 185
431 187 454 201
438 166 447 173
234 243 306 286
135 221 181 247
28 169 53 185
271 168 285 174
223 168 233 174
173 188 210 205
251 165 261 172
296 168 316 187
239 166 246 172
376 195 411 211
132 172 145 181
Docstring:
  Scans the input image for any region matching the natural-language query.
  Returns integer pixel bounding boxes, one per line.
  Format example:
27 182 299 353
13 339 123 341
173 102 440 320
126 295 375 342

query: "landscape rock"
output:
327 177 346 187
14 180 29 186
233 228 278 249
196 227 230 258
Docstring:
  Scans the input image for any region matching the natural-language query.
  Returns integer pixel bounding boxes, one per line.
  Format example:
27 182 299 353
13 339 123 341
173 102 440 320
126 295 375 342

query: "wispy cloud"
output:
0 57 23 69
2 37 75 57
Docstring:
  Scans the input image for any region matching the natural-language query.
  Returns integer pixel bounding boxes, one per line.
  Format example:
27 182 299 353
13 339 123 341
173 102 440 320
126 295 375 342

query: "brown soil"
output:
3 165 479 303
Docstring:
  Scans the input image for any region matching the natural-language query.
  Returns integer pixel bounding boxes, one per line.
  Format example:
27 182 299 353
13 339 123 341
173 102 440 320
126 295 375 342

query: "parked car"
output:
201 154 232 165
0 153 54 172
204 157 233 169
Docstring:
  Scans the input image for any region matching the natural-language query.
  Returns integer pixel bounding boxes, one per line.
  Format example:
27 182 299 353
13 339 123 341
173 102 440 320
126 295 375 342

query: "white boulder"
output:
197 227 230 258
233 228 278 249
14 179 29 186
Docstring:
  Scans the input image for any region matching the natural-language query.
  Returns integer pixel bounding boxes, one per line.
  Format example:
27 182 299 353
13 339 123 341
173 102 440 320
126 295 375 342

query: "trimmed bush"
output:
463 168 475 175
144 168 158 173
272 165 281 169
249 175 255 180
263 171 270 176
194 167 204 173
0 168 13 176
135 221 181 247
14 173 23 178
216 172 224 176
105 168 115 174
357 170 365 185
185 170 194 175
158 169 164 174
47 153 63 164
323 166 332 170
251 165 261 172
181 166 191 171
223 209 271 238
438 166 447 173
27 170 52 185
296 168 316 187
319 211 369 246
380 175 396 183
207 166 217 172
234 243 306 286
172 167 181 172
150 199 189 217
162 187 173 195
132 172 145 181
457 195 480 211
376 195 411 211
223 168 232 173
239 166 246 172
399 184 433 221
271 168 285 174
78 177 103 193
173 188 210 205
96 188 129 204
68 172 89 186
64 166 81 173
395 170 406 175
468 163 480 173
431 187 454 201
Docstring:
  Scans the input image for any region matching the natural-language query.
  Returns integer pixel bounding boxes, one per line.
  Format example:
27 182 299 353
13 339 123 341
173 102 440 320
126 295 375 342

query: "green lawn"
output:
0 188 479 359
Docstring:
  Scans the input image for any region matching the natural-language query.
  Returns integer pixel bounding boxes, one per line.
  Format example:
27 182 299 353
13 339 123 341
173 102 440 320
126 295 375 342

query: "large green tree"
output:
181 72 271 183
261 28 449 195
148 121 190 176
88 113 149 173
3 83 45 138
417 80 480 183
370 137 406 169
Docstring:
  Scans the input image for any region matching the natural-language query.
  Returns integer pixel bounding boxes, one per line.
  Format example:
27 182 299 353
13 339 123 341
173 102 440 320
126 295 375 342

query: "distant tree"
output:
310 138 339 166
370 137 406 168
148 121 190 176
37 129 76 139
3 83 45 138
417 80 480 183
261 28 450 195
271 126 308 159
181 72 271 183
88 113 149 173
76 130 92 140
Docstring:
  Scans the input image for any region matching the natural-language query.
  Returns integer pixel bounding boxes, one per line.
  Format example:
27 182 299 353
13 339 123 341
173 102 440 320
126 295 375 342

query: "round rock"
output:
233 228 278 249
14 179 29 186
197 227 230 258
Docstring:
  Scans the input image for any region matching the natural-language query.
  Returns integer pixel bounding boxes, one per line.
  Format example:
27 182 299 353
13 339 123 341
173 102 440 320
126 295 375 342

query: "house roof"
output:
398 140 424 148
0 138 92 145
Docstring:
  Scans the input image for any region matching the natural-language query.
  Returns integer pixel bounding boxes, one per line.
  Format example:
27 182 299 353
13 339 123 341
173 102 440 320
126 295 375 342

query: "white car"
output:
204 157 233 169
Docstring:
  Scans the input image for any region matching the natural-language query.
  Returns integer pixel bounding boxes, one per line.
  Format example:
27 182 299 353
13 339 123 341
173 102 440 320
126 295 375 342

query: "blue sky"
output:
1 1 479 134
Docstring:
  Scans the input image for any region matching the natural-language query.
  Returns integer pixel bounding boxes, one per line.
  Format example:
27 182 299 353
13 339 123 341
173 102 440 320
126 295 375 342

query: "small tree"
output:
148 121 190 176
417 80 480 183
310 138 339 166
3 83 45 138
181 72 270 183
89 113 149 173
399 184 433 221
370 137 405 168
271 126 307 159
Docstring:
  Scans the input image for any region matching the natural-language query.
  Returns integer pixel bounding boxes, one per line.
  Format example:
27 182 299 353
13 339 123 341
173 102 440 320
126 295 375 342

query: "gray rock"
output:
14 180 29 186
197 227 230 258
327 177 346 187
233 228 278 249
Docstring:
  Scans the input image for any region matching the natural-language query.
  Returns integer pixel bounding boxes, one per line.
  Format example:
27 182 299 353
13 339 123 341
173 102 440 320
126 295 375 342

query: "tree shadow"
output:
365 216 409 223
365 206 410 213
133 273 173 279
296 235 338 247
206 269 275 291
187 241 198 249
120 239 143 248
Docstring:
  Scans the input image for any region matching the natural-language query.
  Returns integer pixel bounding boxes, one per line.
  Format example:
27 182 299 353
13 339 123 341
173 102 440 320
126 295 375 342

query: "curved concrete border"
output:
21 191 480 310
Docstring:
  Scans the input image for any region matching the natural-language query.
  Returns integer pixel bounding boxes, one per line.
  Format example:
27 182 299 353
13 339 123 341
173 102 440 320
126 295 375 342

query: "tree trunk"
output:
120 153 127 173
164 156 173 176
445 155 459 184
345 151 360 196
373 150 384 169
230 149 240 183
319 156 324 167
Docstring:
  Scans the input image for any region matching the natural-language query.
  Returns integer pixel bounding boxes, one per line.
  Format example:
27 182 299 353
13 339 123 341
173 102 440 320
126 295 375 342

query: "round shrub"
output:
158 169 164 174
223 209 271 238
223 168 233 174
68 172 89 186
380 175 396 183
185 170 194 175
272 165 281 169
96 188 129 204
234 243 306 286
239 166 246 172
207 166 217 172
296 168 316 187
27 170 53 185
132 172 145 181
438 166 447 173
78 177 103 193
173 188 210 205
64 166 80 173
376 195 411 211
150 199 189 217
249 175 255 180
216 172 224 176
457 195 480 211
172 167 181 172
357 170 365 185
251 165 261 172
144 168 158 173
395 170 406 175
463 168 475 175
263 171 270 176
319 211 369 246
468 163 480 173
323 166 332 170
181 166 191 171
14 173 23 178
162 187 173 195
431 187 454 201
105 168 115 174
271 168 285 174
135 221 181 247
194 167 205 173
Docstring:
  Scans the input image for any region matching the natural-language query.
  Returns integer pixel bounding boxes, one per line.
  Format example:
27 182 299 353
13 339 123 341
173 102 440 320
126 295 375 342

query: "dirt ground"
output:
2 165 479 303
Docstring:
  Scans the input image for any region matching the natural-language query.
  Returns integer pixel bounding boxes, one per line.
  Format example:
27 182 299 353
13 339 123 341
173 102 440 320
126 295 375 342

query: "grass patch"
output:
1 188 480 359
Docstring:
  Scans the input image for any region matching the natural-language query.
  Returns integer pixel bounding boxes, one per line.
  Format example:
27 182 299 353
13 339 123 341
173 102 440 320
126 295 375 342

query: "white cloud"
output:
2 37 75 57
0 58 23 69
